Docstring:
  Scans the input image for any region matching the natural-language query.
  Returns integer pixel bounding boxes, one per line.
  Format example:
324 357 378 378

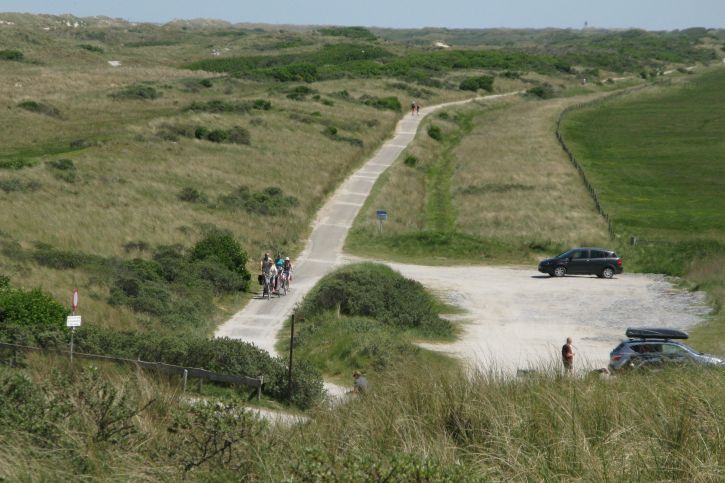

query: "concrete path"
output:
215 92 519 354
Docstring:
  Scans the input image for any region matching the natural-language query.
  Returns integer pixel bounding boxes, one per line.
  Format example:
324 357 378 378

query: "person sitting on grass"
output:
352 371 368 394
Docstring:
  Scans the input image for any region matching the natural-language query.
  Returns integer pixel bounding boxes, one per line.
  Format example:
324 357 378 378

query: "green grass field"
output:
561 68 725 354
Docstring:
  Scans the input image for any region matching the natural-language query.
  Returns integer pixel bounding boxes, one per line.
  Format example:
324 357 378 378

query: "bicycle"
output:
262 272 273 300
279 271 290 296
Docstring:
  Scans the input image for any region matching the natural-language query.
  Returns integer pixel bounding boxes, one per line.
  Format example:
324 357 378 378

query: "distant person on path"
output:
411 100 417 116
562 337 575 373
416 102 420 115
352 371 368 394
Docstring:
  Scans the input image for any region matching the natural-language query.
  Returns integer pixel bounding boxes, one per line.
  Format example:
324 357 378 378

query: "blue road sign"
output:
376 210 388 220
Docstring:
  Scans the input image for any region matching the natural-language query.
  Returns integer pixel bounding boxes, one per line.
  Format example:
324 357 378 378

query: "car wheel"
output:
553 266 566 278
601 267 615 279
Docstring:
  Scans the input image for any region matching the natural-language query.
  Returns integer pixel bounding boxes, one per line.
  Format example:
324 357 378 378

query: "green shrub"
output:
0 159 35 170
403 154 418 167
194 126 209 139
299 263 452 336
317 26 376 40
0 50 23 61
17 100 61 118
526 84 555 99
46 159 77 183
199 78 213 88
190 229 250 284
186 99 253 113
286 85 316 101
31 242 97 270
437 111 449 120
79 44 104 53
47 159 74 171
427 124 443 141
112 85 160 100
219 186 299 216
0 178 40 193
459 75 494 92
206 129 228 143
360 95 401 111
177 187 206 203
0 287 68 329
227 126 251 145
252 99 271 110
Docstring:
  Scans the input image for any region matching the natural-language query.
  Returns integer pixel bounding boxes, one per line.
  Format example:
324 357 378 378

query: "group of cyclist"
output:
260 252 293 296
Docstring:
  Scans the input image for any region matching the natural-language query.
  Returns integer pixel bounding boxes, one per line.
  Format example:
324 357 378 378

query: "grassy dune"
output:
347 93 611 264
560 68 725 354
2 354 722 481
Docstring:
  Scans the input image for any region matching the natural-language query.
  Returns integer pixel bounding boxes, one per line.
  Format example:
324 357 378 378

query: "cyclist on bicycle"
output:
261 253 273 295
274 258 285 291
283 257 293 283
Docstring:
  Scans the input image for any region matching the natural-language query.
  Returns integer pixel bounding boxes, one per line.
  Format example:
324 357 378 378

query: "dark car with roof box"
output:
609 327 725 372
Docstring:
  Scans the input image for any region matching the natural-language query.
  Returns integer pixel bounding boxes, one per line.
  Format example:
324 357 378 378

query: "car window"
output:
591 250 607 258
633 344 661 353
662 344 689 355
571 250 588 259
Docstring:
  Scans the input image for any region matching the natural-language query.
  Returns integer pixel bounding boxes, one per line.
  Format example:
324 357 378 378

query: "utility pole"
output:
288 312 295 402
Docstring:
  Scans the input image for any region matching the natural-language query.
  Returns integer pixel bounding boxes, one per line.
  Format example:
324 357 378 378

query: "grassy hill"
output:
4 13 711 335
560 68 725 354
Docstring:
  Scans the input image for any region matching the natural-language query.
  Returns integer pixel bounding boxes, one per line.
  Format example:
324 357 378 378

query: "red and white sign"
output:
72 288 79 313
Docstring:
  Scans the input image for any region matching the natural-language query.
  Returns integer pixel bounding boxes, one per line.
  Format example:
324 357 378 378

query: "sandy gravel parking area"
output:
384 262 711 373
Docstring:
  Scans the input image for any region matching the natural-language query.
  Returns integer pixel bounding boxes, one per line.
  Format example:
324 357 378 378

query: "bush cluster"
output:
111 85 160 100
79 44 104 53
0 50 23 61
28 230 251 331
219 186 299 216
427 124 443 141
46 158 78 183
158 124 251 145
0 322 323 409
185 99 271 113
0 159 36 170
0 178 40 193
286 85 316 101
317 26 376 40
177 187 207 203
17 100 62 118
359 95 401 112
299 263 452 336
459 75 494 92
403 154 418 167
526 84 555 99
322 127 364 147
0 283 68 330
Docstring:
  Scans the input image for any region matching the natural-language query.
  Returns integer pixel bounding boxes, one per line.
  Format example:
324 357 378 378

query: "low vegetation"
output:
279 263 454 383
17 100 62 118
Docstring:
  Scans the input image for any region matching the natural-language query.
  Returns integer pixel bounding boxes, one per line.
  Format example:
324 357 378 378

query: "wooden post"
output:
69 327 75 364
288 312 295 402
183 369 188 393
258 376 263 401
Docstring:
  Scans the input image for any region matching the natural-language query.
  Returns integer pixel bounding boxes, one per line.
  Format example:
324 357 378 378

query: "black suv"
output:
609 328 724 372
538 247 623 278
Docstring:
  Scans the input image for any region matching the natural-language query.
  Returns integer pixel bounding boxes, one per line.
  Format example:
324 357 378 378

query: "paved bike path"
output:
215 92 519 355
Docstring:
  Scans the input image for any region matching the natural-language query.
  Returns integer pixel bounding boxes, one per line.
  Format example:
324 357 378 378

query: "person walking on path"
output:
411 100 417 116
416 102 421 115
562 337 575 373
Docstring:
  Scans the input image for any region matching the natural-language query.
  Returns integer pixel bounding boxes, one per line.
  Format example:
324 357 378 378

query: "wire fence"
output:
0 341 264 398
555 86 648 241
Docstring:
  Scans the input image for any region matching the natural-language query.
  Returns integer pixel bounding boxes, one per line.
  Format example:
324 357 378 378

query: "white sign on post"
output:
66 315 82 327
